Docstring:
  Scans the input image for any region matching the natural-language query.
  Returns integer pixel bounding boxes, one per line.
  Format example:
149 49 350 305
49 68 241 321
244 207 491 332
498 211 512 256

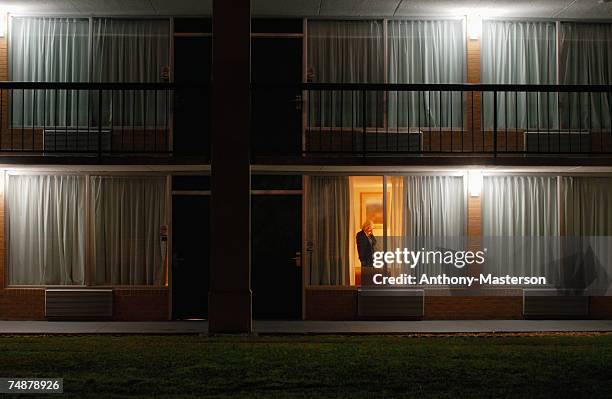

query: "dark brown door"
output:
251 194 302 319
172 194 210 319
251 37 303 156
173 35 212 158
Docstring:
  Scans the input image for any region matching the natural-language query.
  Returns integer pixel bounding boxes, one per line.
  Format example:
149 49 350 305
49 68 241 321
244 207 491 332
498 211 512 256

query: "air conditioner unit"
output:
44 128 112 153
358 288 424 319
524 130 591 153
523 289 589 318
45 289 113 319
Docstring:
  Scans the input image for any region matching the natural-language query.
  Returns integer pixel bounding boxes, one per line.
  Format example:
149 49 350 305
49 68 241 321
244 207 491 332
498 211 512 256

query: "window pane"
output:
306 176 351 285
481 21 558 130
306 175 465 286
92 18 170 128
387 20 466 129
560 23 612 130
307 20 384 132
562 177 612 294
90 176 167 285
482 176 560 284
9 17 89 128
8 174 86 285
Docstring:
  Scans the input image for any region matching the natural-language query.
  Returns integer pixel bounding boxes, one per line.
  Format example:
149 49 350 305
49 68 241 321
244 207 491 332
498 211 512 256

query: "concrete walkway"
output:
0 320 611 335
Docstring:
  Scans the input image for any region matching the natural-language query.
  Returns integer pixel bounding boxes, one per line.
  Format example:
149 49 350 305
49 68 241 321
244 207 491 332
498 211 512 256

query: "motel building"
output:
0 0 611 333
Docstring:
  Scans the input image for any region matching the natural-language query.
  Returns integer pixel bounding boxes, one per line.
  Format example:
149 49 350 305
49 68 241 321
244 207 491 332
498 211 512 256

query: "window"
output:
92 18 170 127
387 19 466 128
481 21 558 130
562 177 612 294
305 174 465 286
306 19 466 152
90 176 168 285
482 176 560 284
9 17 170 129
6 173 168 286
560 23 612 130
307 20 384 129
10 17 89 127
7 174 86 285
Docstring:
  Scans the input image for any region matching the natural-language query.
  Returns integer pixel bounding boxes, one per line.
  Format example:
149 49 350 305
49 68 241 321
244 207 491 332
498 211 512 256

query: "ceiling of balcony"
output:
1 0 611 19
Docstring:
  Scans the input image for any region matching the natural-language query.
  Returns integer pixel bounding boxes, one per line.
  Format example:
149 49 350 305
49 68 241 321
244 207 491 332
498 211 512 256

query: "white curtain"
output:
482 176 560 283
10 17 89 127
91 176 167 285
560 23 612 130
307 20 384 128
562 177 612 294
92 18 170 127
402 176 465 277
387 19 466 128
8 175 85 285
307 176 350 285
481 21 558 130
387 176 405 276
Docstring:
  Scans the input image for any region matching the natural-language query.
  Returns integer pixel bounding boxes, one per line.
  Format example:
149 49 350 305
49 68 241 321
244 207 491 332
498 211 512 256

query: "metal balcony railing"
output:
252 83 612 158
2 82 611 160
0 81 211 159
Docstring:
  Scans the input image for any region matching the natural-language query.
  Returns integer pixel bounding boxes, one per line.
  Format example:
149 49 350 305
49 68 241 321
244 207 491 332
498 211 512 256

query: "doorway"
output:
173 33 212 157
172 193 210 319
251 35 303 156
251 193 302 319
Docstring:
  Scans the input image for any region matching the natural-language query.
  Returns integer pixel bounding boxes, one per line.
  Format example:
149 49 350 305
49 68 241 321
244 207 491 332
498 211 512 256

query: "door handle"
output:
290 95 303 111
291 251 302 267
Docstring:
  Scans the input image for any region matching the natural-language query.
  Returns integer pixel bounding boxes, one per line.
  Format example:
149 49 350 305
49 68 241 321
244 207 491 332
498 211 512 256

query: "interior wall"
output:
348 176 384 286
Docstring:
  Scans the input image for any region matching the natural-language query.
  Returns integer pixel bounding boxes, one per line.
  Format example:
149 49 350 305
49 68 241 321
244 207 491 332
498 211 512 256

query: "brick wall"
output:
306 290 612 320
304 289 526 320
424 296 522 320
305 287 357 320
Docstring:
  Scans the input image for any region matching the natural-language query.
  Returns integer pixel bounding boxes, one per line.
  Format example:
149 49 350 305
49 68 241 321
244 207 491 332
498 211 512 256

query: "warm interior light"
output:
468 15 482 40
469 170 483 197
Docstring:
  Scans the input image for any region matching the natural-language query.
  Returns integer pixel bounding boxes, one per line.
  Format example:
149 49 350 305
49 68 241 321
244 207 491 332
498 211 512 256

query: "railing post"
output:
493 90 497 157
98 89 103 159
362 89 367 159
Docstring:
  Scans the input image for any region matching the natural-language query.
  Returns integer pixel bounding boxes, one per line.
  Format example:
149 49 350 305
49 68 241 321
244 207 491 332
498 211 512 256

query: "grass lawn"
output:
1 334 611 398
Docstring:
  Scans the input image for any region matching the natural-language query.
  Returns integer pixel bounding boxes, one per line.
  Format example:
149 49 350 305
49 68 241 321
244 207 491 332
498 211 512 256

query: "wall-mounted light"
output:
467 15 482 40
469 170 483 197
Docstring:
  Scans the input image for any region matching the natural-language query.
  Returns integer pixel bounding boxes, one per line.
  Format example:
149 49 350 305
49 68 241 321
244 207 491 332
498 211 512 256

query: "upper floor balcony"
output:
0 9 611 166
1 81 612 165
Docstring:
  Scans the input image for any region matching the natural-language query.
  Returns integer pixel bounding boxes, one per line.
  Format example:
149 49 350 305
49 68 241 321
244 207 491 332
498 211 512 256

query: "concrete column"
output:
209 0 252 333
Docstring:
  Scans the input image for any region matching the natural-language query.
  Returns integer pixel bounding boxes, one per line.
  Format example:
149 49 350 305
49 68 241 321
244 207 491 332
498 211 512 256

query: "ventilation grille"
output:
44 128 112 152
306 129 423 153
358 288 424 319
45 289 113 319
523 289 589 318
524 130 591 153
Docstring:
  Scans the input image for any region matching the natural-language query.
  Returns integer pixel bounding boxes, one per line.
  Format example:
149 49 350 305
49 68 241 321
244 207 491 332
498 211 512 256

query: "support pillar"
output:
209 0 252 333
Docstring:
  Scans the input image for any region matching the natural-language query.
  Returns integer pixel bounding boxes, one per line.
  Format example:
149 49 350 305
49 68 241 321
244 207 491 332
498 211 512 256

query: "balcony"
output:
0 81 210 163
0 81 611 165
252 82 612 165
